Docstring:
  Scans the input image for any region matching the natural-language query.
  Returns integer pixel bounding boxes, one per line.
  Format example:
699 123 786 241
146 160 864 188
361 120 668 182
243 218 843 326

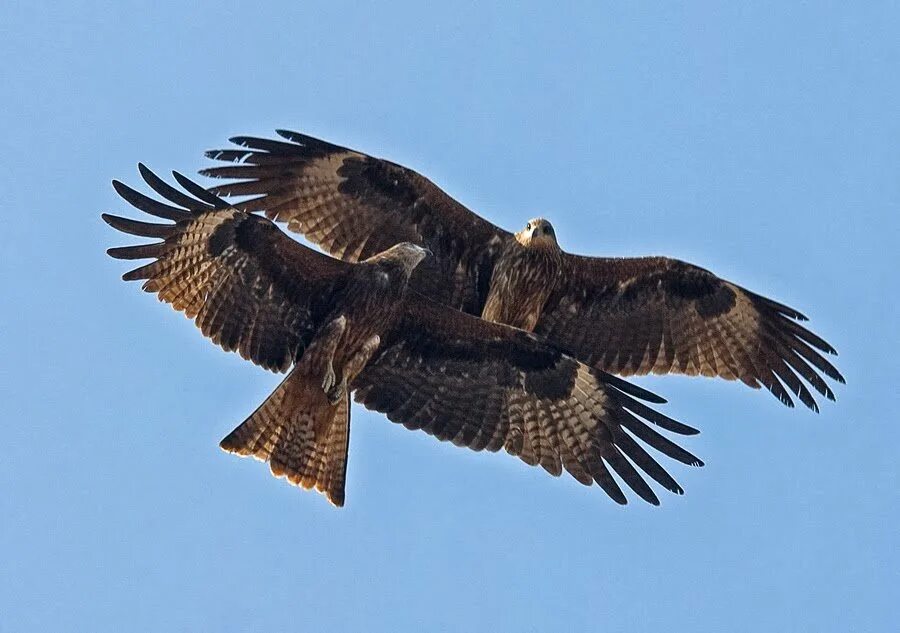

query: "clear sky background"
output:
1 2 897 631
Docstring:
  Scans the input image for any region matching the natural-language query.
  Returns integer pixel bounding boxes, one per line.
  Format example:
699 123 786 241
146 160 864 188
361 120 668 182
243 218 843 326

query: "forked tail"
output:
219 368 351 506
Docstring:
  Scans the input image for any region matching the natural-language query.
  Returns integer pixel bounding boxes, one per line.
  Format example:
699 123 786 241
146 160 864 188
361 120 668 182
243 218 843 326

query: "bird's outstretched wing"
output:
536 255 844 412
103 165 350 372
352 294 703 505
201 131 843 412
201 130 510 311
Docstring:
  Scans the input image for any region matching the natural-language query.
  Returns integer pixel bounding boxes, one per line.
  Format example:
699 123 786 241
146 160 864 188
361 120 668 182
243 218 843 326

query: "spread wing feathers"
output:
201 130 510 310
352 295 703 505
103 164 350 372
537 256 845 412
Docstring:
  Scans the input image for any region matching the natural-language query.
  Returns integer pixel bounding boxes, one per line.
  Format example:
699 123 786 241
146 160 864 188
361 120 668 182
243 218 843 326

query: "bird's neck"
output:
514 240 564 269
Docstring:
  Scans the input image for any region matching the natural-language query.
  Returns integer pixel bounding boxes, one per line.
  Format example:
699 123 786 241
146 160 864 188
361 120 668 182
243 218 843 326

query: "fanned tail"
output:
220 368 351 506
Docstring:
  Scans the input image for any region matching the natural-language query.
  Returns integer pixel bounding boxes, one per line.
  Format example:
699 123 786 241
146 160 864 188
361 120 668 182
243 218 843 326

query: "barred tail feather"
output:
219 368 351 507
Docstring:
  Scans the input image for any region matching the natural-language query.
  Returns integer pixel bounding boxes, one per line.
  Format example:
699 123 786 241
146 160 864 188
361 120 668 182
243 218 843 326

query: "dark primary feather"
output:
354 295 704 505
172 170 230 208
139 163 216 211
538 256 844 411
104 166 349 372
112 178 192 221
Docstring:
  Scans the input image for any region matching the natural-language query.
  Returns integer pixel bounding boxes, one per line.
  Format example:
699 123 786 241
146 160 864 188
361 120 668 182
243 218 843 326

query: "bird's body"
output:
202 130 843 412
315 245 428 398
104 167 703 506
483 223 563 330
219 246 426 505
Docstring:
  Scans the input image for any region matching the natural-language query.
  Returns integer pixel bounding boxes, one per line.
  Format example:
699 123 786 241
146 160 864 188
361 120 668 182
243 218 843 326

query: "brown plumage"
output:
202 130 844 411
104 166 703 506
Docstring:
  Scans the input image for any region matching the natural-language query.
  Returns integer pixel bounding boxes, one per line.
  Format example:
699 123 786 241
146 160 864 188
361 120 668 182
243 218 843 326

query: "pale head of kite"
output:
516 217 559 250
378 241 433 274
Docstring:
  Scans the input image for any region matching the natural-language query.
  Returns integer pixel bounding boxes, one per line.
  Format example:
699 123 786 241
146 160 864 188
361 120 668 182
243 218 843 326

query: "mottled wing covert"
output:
353 294 704 505
537 255 844 411
103 165 350 372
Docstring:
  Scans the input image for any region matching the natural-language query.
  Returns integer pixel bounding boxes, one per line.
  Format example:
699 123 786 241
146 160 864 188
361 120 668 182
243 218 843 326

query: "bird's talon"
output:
322 363 336 392
326 379 346 405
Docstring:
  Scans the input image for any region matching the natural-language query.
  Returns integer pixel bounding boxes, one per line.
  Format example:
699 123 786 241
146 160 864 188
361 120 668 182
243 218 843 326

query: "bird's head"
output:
378 242 433 274
515 217 559 250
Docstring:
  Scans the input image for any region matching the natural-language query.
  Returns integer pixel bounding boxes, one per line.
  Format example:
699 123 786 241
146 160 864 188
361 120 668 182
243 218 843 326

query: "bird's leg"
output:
310 315 347 394
326 334 381 405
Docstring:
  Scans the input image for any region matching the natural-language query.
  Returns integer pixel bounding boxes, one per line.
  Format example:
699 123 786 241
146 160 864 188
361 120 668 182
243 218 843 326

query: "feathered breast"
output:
482 246 563 331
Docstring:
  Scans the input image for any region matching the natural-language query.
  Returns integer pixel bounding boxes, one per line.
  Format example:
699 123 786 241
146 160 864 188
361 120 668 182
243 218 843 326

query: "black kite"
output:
201 130 844 412
104 166 702 506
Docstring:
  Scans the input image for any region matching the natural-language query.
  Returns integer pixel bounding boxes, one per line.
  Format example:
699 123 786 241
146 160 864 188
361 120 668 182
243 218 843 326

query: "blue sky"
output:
1 2 897 631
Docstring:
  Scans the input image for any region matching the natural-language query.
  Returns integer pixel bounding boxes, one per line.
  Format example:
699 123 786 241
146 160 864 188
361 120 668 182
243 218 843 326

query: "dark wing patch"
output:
201 130 510 311
104 166 349 372
537 256 844 411
352 295 703 505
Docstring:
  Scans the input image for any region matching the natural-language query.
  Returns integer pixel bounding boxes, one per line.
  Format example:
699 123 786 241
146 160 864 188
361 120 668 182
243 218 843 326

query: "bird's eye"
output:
526 222 532 230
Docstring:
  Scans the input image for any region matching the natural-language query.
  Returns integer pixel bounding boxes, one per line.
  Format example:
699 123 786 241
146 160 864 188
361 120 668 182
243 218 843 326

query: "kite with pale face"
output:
202 130 844 413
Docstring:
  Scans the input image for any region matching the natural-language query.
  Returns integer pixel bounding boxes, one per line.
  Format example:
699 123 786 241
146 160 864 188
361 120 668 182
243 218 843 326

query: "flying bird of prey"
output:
103 166 703 506
202 130 844 412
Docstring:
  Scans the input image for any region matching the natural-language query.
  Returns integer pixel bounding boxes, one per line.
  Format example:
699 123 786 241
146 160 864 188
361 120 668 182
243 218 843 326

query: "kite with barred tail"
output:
103 166 702 507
